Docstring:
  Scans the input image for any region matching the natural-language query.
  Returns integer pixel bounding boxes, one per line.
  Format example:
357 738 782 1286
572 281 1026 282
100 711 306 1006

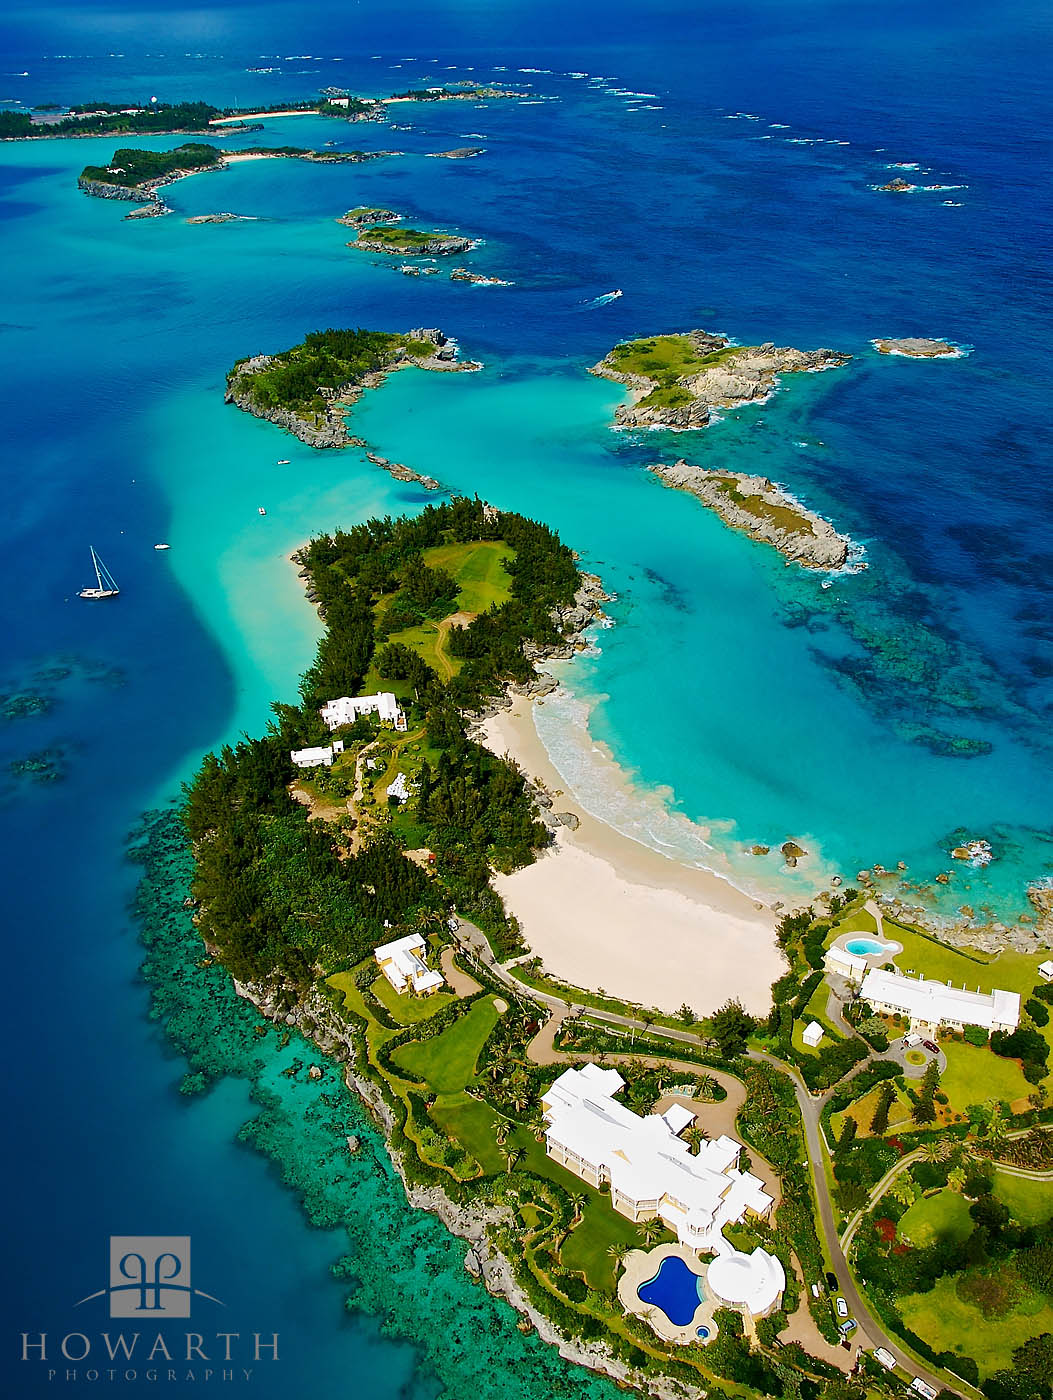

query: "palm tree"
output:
494 1120 511 1147
503 1147 522 1174
606 1242 630 1269
684 1126 706 1155
947 1166 967 1194
638 1218 664 1246
569 1190 586 1224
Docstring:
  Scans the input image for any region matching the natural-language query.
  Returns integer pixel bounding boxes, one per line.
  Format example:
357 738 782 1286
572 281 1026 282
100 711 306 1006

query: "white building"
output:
542 1064 774 1254
825 946 869 982
1039 961 1053 983
290 739 344 769
374 933 444 996
321 693 407 733
860 968 1019 1034
707 1247 786 1320
802 1021 824 1048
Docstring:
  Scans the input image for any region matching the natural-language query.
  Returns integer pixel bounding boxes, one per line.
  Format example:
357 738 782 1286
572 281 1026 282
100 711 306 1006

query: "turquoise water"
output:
845 938 887 955
1 3 1051 1395
637 1256 705 1328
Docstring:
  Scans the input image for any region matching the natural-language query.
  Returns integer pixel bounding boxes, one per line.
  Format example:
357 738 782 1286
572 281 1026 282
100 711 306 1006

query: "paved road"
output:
453 919 955 1394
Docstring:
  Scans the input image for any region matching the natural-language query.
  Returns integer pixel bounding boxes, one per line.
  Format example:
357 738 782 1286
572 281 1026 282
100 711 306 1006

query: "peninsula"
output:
591 331 850 430
78 142 399 206
348 226 474 256
872 337 960 358
649 460 851 570
225 326 479 454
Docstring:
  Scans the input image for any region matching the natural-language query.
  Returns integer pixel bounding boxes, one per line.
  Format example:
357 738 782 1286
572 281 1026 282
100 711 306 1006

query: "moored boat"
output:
78 547 119 599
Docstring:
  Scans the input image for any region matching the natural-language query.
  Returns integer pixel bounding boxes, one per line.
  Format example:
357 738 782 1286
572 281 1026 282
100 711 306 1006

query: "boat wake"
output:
580 289 623 309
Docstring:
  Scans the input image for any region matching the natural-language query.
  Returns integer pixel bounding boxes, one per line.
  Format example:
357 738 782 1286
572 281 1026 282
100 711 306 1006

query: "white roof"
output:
661 1103 696 1136
290 744 334 767
802 1021 824 1046
825 945 868 979
543 1065 771 1248
321 692 402 728
707 1248 785 1315
861 968 1019 1031
1039 960 1053 979
374 933 443 994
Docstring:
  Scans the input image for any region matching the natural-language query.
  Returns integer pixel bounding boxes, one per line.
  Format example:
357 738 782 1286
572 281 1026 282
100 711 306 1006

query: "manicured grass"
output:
883 919 1043 997
939 1041 1033 1114
561 1200 641 1292
802 978 843 1036
392 996 500 1093
898 1190 974 1247
430 1096 507 1174
830 1082 911 1139
899 1272 1053 1378
831 907 878 936
379 618 463 679
371 974 457 1024
424 539 515 612
994 1170 1053 1226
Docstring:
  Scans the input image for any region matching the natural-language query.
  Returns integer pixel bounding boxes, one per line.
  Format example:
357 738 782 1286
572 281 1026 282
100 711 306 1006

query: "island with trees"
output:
649 460 852 570
591 330 850 430
225 325 480 452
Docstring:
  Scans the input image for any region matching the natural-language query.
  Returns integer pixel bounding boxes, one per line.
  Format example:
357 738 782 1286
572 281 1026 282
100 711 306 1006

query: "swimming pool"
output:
637 1255 704 1326
845 937 887 956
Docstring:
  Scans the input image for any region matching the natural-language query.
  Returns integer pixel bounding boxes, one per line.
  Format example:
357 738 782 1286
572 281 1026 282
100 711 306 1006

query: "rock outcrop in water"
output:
872 337 959 358
591 330 850 431
648 459 851 569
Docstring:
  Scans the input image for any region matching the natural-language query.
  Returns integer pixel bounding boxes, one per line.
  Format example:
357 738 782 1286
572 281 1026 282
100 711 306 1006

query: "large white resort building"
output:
543 1064 785 1318
321 692 407 733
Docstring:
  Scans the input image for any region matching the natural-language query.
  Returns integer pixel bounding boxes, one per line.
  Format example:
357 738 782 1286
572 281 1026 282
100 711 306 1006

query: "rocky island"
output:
225 326 479 470
872 337 960 358
649 459 851 569
348 225 475 256
426 146 486 159
337 205 403 229
592 331 849 431
878 176 915 192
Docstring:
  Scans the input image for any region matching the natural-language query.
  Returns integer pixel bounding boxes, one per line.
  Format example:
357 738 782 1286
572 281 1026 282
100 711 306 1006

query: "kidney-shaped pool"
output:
637 1254 705 1326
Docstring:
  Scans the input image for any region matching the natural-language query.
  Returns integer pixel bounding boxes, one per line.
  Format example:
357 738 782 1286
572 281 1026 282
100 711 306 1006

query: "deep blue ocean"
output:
1 0 1051 1394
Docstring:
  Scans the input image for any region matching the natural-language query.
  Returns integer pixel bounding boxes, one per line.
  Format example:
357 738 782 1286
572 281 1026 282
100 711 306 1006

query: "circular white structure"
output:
706 1247 785 1319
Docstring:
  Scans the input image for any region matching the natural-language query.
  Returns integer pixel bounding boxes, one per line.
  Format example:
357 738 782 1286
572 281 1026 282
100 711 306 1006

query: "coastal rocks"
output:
426 146 485 159
185 211 245 224
872 337 959 358
77 177 154 203
879 177 915 192
450 267 513 286
591 329 850 432
554 812 580 830
950 837 993 866
125 201 172 219
781 840 807 867
336 206 402 228
649 459 851 570
364 451 441 491
748 844 771 856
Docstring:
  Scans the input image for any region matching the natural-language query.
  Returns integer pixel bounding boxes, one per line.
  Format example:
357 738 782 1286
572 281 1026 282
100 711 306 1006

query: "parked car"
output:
839 1318 857 1337
922 1039 939 1054
811 1283 821 1299
873 1348 897 1371
836 1296 849 1318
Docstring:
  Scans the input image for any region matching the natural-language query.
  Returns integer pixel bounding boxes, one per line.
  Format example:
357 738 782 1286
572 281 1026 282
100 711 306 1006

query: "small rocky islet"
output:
590 329 850 431
872 336 960 358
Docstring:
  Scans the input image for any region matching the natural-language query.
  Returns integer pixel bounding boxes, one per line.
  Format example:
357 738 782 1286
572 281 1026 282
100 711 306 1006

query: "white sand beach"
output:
478 695 787 1016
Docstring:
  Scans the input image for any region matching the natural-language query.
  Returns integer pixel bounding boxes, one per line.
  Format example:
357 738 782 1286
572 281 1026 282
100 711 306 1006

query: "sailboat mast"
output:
91 547 103 591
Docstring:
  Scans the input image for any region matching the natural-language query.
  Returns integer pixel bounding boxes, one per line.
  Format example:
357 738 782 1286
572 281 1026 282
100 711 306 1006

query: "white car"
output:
835 1296 849 1318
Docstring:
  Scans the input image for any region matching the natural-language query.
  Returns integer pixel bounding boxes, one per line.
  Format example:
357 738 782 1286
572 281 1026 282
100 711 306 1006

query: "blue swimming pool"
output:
845 937 886 956
637 1255 704 1326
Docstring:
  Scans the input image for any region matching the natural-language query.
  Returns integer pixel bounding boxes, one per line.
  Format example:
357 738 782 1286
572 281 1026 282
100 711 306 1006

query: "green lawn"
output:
371 974 457 1024
831 907 878 936
939 1041 1033 1113
831 1081 911 1139
898 1190 974 1247
392 996 500 1092
430 1096 507 1174
900 1272 1053 1378
607 334 745 389
883 920 1043 997
561 1200 642 1292
994 1170 1053 1226
424 539 514 612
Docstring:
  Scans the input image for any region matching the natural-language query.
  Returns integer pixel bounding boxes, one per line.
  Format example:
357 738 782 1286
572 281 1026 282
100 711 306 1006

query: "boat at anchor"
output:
78 547 119 600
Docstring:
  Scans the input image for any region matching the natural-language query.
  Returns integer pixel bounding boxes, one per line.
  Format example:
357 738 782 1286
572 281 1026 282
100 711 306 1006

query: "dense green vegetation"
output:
185 497 580 982
0 112 34 138
227 326 431 416
353 226 465 251
19 100 219 139
79 142 222 188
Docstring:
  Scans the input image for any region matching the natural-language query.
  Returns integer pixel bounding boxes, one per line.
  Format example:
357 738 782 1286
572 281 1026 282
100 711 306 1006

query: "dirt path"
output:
441 946 482 997
433 610 475 681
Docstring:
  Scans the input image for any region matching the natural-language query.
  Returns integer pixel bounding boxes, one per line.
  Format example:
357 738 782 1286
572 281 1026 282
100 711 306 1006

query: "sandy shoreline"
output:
477 695 787 1016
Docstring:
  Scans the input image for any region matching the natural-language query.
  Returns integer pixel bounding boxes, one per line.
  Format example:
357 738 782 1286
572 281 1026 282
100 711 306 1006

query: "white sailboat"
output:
78 546 120 599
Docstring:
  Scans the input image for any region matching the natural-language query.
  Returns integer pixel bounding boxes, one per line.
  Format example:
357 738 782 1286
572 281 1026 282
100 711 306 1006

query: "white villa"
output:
374 933 444 996
860 968 1020 1034
1039 961 1053 983
321 693 407 733
290 739 345 769
542 1065 774 1252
